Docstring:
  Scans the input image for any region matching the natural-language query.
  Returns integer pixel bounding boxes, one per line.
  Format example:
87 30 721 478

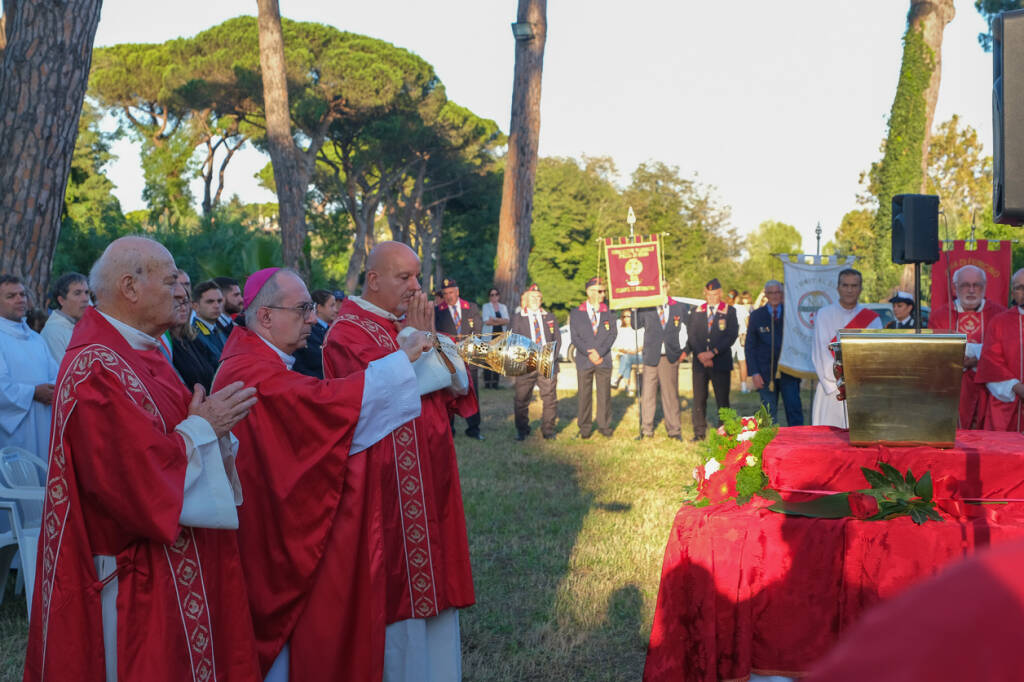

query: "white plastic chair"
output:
0 446 46 619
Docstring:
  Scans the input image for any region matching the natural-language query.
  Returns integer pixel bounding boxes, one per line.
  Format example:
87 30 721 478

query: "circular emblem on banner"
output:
798 290 833 329
624 258 643 286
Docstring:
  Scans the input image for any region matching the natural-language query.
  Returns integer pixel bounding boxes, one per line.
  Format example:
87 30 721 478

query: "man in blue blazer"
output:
635 281 692 440
744 280 803 426
569 277 617 438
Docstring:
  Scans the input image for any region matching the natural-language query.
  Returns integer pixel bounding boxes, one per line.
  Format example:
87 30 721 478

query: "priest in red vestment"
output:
214 267 430 681
975 268 1024 432
25 237 261 682
323 241 477 682
929 264 1005 429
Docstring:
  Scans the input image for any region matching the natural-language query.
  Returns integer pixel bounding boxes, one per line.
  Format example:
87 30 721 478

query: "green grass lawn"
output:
458 370 785 681
0 365 812 681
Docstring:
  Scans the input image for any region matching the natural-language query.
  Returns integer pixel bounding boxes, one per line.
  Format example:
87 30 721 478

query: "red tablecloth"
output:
643 428 1024 682
763 426 1024 501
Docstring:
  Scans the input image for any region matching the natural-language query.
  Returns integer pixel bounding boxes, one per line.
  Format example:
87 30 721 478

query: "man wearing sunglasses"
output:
569 277 617 438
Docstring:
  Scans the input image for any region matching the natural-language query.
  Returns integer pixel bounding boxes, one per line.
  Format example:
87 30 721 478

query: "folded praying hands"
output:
189 381 258 438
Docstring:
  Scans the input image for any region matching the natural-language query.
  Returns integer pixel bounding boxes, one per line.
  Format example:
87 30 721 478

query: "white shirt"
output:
40 309 77 362
811 302 882 427
481 301 509 336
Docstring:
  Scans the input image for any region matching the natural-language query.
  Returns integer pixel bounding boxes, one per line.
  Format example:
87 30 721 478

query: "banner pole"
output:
625 207 642 440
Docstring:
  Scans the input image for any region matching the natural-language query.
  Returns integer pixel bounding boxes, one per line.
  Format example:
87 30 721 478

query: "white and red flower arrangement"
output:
689 407 777 507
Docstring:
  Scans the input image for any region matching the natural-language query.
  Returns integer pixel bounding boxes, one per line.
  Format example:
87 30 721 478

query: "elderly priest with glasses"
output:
213 266 434 682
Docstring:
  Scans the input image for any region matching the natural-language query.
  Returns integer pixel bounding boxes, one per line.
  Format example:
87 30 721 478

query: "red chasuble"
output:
930 300 1006 429
323 298 476 626
974 307 1024 432
24 308 260 682
213 326 378 681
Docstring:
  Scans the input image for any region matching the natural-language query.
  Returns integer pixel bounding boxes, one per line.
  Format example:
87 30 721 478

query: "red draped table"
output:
643 426 1024 682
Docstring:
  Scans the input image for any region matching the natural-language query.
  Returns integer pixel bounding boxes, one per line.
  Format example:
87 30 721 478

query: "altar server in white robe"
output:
811 268 881 428
0 275 58 457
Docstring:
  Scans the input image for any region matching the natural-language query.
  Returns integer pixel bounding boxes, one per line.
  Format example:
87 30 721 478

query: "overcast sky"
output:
93 1 996 252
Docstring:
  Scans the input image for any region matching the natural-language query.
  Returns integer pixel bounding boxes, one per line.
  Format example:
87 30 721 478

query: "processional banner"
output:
778 254 857 380
930 240 1013 312
602 234 665 310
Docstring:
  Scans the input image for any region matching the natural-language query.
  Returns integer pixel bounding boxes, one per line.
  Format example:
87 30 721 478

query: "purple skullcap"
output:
243 267 281 309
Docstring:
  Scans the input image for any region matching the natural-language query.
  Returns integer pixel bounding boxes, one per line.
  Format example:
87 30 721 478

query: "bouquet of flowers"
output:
688 407 778 507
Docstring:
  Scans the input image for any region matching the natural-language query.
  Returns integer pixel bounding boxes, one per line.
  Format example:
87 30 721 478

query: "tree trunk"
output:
0 0 103 306
911 0 956 183
898 0 955 294
495 0 546 305
256 0 312 278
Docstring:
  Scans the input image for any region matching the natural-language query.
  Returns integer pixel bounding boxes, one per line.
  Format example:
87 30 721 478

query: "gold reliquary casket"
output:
831 330 966 448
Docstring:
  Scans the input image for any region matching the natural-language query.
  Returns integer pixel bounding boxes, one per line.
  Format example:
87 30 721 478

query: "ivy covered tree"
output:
865 0 955 299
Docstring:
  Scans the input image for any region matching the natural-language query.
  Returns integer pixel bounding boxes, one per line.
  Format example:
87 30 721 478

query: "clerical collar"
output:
96 310 160 351
955 298 986 313
349 296 400 322
253 332 296 370
0 317 30 340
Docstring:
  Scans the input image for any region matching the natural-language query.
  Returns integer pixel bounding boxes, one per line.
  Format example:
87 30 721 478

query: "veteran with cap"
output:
569 277 617 438
435 276 485 439
684 278 739 441
885 291 916 329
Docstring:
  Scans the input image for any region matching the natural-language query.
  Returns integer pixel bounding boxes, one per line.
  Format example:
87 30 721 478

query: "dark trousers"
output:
758 372 804 426
514 371 557 437
483 368 501 388
691 365 730 438
641 357 681 436
576 364 612 436
451 366 482 436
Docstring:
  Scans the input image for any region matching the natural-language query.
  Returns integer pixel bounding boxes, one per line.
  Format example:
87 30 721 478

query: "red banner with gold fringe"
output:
930 240 1013 310
603 234 665 310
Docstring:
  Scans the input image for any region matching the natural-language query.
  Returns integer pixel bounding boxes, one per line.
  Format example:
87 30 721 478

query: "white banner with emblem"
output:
777 254 857 379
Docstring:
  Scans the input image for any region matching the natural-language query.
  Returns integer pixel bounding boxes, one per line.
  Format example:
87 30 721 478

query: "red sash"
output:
831 307 880 345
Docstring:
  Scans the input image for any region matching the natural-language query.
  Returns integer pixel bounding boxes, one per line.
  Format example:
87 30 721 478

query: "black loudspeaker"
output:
993 9 1024 226
891 194 939 264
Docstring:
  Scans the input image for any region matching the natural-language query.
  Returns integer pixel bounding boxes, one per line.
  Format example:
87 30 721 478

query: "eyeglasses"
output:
489 292 500 297
264 302 316 315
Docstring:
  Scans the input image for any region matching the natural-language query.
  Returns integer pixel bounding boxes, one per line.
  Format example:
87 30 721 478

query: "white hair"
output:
764 279 782 290
952 264 986 286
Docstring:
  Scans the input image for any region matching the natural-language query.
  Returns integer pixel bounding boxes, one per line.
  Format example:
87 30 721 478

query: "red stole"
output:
214 326 373 680
323 299 476 627
25 308 260 682
976 308 1024 432
830 307 880 345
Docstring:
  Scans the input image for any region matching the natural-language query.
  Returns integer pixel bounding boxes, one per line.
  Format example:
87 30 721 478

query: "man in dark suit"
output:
569 277 617 438
744 279 803 426
292 289 337 378
685 277 738 440
510 284 559 440
635 281 691 440
436 276 485 439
